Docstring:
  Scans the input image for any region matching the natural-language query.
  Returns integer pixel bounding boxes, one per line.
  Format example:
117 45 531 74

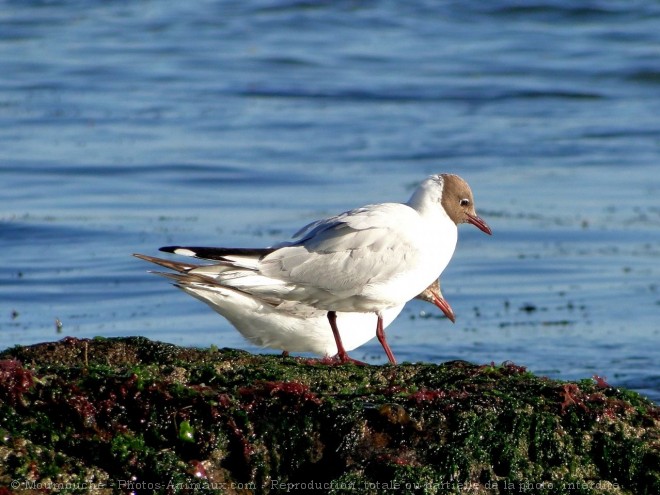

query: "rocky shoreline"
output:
1 336 658 494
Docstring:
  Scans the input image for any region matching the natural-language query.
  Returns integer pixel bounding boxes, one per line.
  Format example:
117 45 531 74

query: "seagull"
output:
155 173 491 363
134 253 456 364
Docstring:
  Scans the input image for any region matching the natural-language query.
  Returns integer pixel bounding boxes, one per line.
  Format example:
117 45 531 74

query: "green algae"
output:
0 337 658 494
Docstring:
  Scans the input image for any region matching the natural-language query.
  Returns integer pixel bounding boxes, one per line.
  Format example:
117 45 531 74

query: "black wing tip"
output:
159 246 181 254
158 246 275 260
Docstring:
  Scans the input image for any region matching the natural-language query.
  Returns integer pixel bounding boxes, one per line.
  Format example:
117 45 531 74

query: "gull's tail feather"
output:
134 251 288 303
133 253 200 273
149 270 215 287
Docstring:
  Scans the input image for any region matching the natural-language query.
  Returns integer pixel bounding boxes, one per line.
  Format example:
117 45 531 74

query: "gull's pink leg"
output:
375 314 397 365
327 311 348 361
327 311 366 365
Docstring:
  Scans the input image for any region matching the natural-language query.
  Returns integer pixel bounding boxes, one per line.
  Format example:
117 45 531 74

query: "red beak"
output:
433 294 456 323
466 213 492 235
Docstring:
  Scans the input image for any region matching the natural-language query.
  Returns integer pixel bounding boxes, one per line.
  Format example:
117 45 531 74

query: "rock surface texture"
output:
0 337 658 494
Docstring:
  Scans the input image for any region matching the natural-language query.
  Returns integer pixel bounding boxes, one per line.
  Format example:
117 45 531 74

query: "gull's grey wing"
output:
259 203 423 293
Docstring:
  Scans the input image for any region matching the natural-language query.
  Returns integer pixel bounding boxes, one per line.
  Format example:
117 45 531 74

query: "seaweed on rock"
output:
0 337 658 494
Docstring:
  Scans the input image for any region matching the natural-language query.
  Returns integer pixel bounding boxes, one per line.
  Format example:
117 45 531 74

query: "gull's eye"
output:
460 198 470 207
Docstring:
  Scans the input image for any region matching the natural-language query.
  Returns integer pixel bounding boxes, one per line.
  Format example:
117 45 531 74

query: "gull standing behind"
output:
158 173 491 363
134 253 456 364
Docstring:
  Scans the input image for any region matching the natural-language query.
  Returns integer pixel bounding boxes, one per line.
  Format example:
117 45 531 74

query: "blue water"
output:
1 1 658 403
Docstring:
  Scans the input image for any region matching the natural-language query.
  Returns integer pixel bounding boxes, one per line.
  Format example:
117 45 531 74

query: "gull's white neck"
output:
407 175 445 218
406 174 458 278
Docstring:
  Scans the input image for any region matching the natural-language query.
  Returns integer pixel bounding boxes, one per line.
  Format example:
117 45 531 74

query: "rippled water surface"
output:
1 1 658 402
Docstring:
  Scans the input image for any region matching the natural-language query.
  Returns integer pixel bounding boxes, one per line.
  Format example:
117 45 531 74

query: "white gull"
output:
155 173 491 363
134 253 455 364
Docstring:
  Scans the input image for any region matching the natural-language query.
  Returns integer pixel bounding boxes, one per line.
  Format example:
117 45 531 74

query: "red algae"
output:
0 337 657 495
0 359 34 406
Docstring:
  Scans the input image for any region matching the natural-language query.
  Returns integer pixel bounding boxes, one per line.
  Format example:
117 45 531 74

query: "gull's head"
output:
416 279 456 323
440 174 492 235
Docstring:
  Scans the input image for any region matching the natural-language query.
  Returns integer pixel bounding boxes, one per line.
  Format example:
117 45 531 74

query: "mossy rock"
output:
0 336 658 494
